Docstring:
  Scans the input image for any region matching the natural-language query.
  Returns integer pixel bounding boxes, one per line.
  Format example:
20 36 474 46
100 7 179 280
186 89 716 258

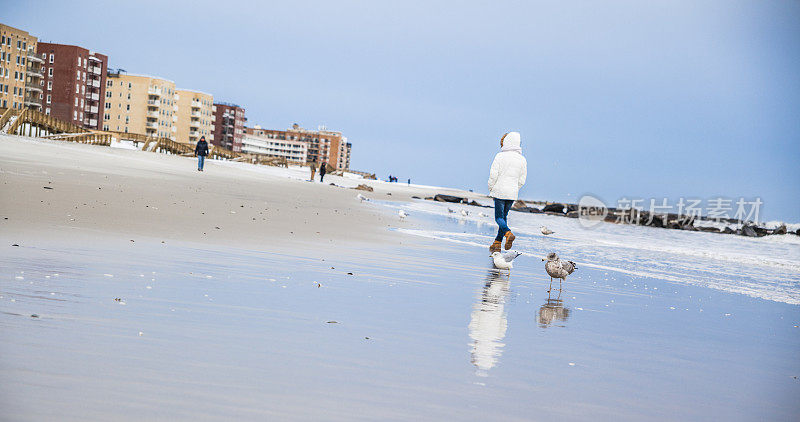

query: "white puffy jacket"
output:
488 132 527 200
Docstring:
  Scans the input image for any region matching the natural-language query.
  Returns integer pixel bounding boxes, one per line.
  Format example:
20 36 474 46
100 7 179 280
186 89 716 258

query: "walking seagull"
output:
356 193 368 202
541 226 554 235
492 251 522 272
398 210 409 219
478 212 488 218
542 252 577 292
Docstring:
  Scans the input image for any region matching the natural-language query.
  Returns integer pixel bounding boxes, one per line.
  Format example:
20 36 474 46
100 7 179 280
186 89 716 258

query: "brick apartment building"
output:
244 124 351 170
37 43 108 129
212 102 245 152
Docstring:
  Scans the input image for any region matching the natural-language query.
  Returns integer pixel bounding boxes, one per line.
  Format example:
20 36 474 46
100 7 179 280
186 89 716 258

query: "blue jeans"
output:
494 198 514 241
198 155 205 170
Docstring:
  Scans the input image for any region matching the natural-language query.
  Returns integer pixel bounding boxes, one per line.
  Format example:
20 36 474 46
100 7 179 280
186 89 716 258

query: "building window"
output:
49 54 54 63
48 67 53 77
45 107 50 115
46 94 51 104
73 110 77 120
76 70 80 80
74 97 78 106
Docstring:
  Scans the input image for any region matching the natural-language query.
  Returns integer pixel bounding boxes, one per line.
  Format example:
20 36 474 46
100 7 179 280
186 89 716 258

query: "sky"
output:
3 0 799 221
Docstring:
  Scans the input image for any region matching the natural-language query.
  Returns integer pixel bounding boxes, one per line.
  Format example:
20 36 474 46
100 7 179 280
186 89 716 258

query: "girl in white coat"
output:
488 132 527 252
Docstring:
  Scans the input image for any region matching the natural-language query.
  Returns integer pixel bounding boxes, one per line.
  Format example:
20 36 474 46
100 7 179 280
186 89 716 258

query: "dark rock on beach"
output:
542 203 567 214
433 194 465 203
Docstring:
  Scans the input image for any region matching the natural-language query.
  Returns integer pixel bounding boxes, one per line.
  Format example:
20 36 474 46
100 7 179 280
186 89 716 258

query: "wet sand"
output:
2 135 799 421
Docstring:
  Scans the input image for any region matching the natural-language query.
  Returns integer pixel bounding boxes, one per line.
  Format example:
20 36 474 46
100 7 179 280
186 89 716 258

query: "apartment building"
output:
0 23 39 110
37 43 108 129
243 126 307 163
212 102 245 152
103 71 176 139
243 124 349 169
175 89 213 144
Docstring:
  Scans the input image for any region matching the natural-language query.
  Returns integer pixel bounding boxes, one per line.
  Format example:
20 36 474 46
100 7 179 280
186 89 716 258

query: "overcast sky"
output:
3 0 798 221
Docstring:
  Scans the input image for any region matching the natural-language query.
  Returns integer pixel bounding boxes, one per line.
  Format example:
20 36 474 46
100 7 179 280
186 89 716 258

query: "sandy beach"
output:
2 134 799 421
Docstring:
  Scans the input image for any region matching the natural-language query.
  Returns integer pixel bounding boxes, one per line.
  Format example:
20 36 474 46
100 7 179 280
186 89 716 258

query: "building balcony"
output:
147 99 161 108
24 98 42 108
88 79 101 88
90 66 101 75
148 87 161 96
83 118 98 127
25 83 43 92
147 111 159 119
189 123 199 130
27 53 44 63
191 100 202 108
86 92 100 101
88 55 101 63
189 130 199 137
146 122 158 129
26 67 44 78
84 105 99 114
191 111 201 117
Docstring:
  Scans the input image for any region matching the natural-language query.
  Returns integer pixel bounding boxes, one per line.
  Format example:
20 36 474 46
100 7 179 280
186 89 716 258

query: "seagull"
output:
447 208 456 213
541 226 554 235
542 252 577 292
398 210 409 219
356 193 368 202
492 251 522 272
478 212 488 218
460 209 470 217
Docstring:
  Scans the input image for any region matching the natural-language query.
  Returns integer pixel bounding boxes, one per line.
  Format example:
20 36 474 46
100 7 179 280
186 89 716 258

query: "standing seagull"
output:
492 251 522 272
542 252 577 292
398 210 409 220
541 226 554 235
356 193 368 202
460 209 470 217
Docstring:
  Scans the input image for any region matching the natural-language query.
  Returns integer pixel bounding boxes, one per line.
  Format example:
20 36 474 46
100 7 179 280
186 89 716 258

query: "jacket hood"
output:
503 132 521 148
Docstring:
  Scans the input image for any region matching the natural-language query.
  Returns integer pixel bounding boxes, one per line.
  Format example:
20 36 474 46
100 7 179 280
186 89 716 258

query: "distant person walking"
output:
319 162 327 183
487 132 527 253
310 160 317 181
195 136 209 171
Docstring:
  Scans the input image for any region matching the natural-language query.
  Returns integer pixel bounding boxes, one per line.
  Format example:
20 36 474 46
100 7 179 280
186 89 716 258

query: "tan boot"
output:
504 231 515 250
489 240 502 253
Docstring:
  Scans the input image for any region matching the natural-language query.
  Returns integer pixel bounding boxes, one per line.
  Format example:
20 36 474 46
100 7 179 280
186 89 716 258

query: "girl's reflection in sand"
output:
468 270 510 374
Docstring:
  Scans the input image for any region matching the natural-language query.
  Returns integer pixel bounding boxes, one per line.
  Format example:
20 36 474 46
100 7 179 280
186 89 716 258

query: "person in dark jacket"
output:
319 161 327 182
195 136 209 171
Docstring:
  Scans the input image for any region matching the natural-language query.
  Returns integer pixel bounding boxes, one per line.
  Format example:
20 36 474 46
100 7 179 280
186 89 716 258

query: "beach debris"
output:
31 314 39 318
316 283 322 288
11 243 19 247
42 186 53 190
138 331 144 336
568 362 575 366
365 337 370 340
326 320 338 324
541 226 554 235
130 239 135 242
492 251 521 271
398 210 409 219
114 298 122 301
447 208 456 213
356 193 369 202
434 194 466 203
354 184 374 192
103 274 114 277
347 272 354 276
543 252 577 292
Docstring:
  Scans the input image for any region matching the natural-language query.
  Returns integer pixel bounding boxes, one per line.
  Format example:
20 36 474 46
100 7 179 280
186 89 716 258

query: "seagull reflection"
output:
468 270 510 373
537 289 571 328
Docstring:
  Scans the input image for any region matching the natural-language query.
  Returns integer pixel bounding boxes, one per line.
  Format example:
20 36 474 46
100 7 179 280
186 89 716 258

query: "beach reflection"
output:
537 290 570 328
468 270 510 373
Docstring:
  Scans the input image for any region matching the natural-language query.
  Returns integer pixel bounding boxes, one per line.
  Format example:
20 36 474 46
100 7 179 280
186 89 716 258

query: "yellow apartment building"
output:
175 89 213 144
0 23 41 110
103 71 176 139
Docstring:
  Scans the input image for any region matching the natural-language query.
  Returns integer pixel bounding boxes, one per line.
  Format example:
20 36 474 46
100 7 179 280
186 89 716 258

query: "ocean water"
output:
381 199 800 305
